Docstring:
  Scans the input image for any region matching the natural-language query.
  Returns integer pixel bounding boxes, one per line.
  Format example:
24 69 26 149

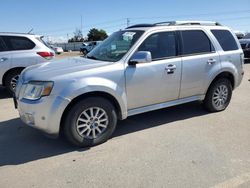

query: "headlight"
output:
23 81 54 100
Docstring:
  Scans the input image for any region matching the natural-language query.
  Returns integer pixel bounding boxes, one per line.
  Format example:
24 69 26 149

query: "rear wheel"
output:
203 78 232 112
4 69 22 93
63 97 117 147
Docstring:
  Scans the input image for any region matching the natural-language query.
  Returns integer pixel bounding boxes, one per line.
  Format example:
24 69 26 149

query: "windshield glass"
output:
86 30 144 62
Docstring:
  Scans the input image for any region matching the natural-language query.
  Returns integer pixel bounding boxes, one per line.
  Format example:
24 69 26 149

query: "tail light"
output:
37 52 54 60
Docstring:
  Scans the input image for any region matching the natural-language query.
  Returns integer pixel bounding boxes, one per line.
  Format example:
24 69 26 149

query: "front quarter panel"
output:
53 63 127 119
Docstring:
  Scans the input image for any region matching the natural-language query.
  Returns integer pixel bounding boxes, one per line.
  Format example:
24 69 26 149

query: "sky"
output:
1 0 250 43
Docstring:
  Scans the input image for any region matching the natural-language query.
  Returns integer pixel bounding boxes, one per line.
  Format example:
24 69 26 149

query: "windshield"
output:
86 30 144 62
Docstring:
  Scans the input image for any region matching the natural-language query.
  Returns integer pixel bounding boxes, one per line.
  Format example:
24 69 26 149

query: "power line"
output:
130 9 250 20
38 9 250 36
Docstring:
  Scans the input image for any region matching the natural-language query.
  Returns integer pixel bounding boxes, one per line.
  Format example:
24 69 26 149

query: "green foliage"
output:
87 28 108 41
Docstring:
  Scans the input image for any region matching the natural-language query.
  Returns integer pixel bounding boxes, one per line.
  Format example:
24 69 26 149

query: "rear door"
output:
2 36 37 68
179 29 221 98
0 36 11 85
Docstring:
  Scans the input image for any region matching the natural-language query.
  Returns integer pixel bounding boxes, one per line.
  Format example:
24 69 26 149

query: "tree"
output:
68 28 84 43
87 28 108 41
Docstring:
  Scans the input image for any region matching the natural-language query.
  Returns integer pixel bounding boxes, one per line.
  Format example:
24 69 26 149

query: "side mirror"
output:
128 51 152 66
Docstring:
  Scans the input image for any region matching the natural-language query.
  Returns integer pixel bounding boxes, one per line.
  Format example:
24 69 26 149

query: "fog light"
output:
25 113 35 125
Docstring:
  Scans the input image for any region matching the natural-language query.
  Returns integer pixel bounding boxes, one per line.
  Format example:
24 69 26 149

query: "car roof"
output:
0 32 42 38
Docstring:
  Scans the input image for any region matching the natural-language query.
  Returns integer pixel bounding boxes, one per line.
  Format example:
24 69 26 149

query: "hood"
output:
21 57 113 82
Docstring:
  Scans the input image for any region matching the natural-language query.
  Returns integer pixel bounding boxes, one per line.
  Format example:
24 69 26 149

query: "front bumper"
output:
17 95 70 136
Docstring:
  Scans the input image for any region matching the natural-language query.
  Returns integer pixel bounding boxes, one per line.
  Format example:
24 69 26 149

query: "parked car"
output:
234 31 245 39
0 33 54 92
50 45 64 54
80 41 101 55
15 21 244 147
239 33 250 58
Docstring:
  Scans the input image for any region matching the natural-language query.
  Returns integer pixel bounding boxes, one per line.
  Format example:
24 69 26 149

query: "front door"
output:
125 31 182 110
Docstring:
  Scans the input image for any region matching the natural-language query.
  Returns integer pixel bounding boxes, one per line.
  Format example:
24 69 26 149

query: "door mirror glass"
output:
129 51 152 65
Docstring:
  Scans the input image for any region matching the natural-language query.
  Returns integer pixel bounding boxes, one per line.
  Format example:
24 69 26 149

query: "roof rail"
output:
126 24 155 29
0 32 37 35
167 21 222 26
126 21 222 29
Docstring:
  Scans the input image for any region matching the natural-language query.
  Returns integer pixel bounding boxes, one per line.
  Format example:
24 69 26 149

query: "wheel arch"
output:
206 71 235 95
2 67 25 86
59 91 123 135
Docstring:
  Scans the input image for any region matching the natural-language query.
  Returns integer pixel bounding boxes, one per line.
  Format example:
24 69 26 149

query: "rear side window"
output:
0 37 7 52
2 36 35 51
36 37 50 48
138 31 177 60
211 30 238 51
181 30 214 55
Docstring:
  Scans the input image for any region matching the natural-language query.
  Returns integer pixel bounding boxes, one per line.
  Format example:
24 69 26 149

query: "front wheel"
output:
82 49 88 56
203 78 232 112
63 97 117 147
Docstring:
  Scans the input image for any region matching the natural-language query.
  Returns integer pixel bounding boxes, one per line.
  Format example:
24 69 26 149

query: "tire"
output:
82 49 88 56
4 69 22 94
63 97 117 147
203 78 232 112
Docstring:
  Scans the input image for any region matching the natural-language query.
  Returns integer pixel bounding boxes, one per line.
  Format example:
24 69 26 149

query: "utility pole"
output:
81 15 83 35
126 18 130 27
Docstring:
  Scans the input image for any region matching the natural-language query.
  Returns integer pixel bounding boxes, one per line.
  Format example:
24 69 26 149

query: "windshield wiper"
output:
86 55 98 60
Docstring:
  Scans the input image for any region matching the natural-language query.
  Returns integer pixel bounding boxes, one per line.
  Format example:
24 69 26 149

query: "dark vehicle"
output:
240 33 250 58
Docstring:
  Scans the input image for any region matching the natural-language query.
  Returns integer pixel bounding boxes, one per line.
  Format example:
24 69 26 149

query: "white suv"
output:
0 33 54 92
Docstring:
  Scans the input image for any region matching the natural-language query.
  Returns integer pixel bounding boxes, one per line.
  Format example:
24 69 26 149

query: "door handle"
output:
165 64 176 74
0 57 8 62
207 59 216 65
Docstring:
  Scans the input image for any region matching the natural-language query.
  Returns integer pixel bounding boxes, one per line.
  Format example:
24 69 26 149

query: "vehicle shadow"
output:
0 87 11 99
0 118 88 166
0 102 207 166
114 102 207 137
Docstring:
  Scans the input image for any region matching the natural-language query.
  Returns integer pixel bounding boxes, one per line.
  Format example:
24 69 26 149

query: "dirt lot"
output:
0 55 250 188
55 51 82 59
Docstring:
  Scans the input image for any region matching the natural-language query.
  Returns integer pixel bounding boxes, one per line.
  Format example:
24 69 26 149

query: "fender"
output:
58 77 128 119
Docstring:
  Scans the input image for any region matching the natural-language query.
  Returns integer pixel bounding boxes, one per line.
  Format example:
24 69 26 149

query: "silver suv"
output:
15 21 244 147
0 33 54 92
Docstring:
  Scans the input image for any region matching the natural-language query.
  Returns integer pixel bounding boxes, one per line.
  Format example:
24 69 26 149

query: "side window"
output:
181 30 214 55
138 32 177 60
0 37 7 52
3 36 35 51
211 30 238 51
